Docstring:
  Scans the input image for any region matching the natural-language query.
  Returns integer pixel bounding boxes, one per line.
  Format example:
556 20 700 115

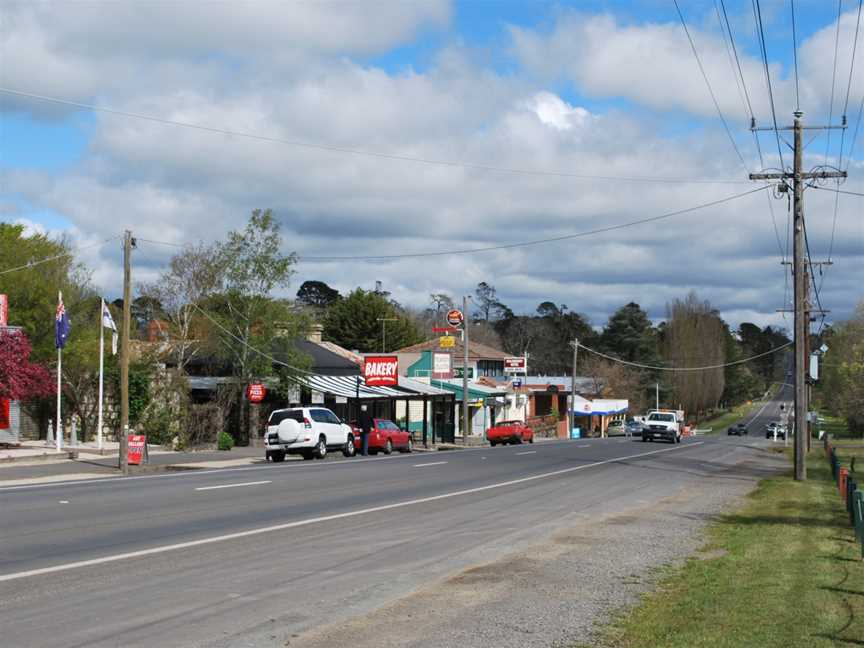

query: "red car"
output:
486 420 534 446
352 418 413 454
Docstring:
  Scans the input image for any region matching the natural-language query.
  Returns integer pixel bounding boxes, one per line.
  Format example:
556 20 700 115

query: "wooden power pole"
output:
751 112 845 481
119 231 133 475
462 295 470 445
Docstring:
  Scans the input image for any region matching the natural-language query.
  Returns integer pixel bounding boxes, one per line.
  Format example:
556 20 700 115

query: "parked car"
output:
727 422 748 436
625 420 644 436
352 418 413 455
606 420 626 436
487 420 534 446
264 407 356 462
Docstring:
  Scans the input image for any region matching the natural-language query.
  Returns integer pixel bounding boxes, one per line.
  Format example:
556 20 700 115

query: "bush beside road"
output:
581 440 864 648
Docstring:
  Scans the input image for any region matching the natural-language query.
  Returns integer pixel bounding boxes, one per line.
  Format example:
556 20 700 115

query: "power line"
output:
163 186 763 262
838 0 864 170
752 0 787 170
0 235 120 276
791 0 801 111
812 185 864 197
576 340 792 372
0 87 750 187
824 0 844 163
673 0 750 173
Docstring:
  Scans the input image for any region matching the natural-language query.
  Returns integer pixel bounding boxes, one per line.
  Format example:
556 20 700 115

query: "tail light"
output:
303 417 313 429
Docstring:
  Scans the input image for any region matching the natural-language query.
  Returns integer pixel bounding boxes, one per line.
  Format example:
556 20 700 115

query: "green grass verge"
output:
581 439 864 648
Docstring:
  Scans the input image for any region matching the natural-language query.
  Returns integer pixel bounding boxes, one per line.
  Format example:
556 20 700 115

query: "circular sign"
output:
446 309 464 328
246 383 267 403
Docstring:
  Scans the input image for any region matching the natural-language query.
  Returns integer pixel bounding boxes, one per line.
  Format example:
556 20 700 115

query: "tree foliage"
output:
0 330 54 400
324 289 421 352
296 280 341 309
819 302 864 434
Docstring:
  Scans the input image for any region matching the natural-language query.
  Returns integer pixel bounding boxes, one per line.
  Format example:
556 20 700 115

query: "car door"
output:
323 409 347 445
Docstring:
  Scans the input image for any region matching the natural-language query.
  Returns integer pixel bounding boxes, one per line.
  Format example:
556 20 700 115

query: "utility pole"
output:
462 295 470 445
569 340 579 439
751 111 846 481
119 231 133 475
655 382 660 411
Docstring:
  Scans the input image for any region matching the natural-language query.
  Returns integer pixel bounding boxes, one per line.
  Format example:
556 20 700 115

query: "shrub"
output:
218 431 234 451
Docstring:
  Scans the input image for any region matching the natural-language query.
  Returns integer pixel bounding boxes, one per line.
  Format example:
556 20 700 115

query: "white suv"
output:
265 407 356 462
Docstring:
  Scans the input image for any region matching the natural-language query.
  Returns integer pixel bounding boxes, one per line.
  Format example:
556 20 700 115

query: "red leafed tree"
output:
0 329 55 400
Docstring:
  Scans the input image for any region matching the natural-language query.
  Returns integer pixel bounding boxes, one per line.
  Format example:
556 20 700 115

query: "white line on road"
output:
195 480 271 492
0 441 703 584
413 461 448 467
578 444 590 448
515 451 536 455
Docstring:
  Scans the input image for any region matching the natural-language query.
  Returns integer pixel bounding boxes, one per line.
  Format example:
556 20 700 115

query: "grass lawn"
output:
581 439 864 648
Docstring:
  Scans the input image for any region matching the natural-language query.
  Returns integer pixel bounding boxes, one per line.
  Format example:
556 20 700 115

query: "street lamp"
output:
376 317 397 353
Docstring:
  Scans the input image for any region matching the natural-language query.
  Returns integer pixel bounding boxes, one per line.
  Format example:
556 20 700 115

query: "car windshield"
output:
648 413 675 422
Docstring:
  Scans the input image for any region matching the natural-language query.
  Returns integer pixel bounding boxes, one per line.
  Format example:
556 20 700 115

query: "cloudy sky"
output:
1 0 862 332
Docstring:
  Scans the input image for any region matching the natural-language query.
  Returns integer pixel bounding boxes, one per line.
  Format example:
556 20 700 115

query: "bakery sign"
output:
364 356 399 387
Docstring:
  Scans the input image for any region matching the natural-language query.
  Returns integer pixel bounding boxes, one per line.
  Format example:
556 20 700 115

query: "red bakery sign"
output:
246 383 267 403
364 356 399 387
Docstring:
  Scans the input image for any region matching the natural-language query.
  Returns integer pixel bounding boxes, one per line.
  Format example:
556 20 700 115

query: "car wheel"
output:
490 440 496 447
405 438 413 453
528 437 533 444
384 439 393 455
314 436 327 459
642 436 647 442
343 435 356 458
514 437 522 445
271 451 285 463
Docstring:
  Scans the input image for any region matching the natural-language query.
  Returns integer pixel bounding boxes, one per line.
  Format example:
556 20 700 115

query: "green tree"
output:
599 302 660 365
296 280 341 309
324 289 421 353
819 302 864 435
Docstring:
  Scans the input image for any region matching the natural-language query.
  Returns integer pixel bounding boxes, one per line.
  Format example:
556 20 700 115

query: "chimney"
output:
307 323 324 343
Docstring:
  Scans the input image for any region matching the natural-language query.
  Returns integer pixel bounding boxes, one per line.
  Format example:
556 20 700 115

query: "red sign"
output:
431 326 458 333
246 383 267 403
504 357 526 372
446 309 464 328
128 434 147 465
364 356 399 387
0 294 7 327
0 399 9 430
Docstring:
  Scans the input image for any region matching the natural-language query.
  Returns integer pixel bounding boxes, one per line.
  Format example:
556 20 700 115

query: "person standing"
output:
359 404 373 456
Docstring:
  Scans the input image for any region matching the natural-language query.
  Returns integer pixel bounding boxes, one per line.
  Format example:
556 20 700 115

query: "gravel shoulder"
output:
289 448 786 648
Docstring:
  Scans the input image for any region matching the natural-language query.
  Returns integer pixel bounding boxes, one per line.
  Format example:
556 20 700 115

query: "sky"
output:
1 0 862 333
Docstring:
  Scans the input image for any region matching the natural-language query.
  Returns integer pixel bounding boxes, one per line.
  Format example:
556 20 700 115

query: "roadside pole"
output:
462 295 469 445
97 298 105 451
119 231 133 475
570 339 578 439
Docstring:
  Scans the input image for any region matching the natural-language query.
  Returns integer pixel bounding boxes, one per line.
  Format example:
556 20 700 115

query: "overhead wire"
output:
576 340 793 372
0 87 750 186
812 185 864 197
0 235 121 276
791 0 801 111
673 0 750 174
752 0 787 170
824 0 844 163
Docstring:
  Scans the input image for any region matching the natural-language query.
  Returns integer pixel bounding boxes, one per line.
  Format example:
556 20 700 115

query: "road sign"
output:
246 383 267 403
364 355 399 387
432 326 458 333
439 335 455 349
432 352 452 379
512 379 522 388
128 434 148 465
446 309 464 328
504 357 526 373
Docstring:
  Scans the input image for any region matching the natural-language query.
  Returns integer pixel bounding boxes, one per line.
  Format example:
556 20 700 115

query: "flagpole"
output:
97 298 105 451
56 339 62 452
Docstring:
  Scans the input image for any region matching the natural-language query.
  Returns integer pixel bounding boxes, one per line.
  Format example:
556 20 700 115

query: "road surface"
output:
0 387 791 647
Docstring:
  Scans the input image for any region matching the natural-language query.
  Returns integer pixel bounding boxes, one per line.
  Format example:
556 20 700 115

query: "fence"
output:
823 436 864 560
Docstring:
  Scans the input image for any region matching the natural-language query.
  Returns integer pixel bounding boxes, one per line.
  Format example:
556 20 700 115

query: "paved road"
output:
0 388 791 647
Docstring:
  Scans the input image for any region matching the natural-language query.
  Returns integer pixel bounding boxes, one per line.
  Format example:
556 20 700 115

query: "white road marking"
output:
58 500 69 504
413 461 448 467
578 444 590 448
515 451 536 455
0 441 703 583
195 480 271 492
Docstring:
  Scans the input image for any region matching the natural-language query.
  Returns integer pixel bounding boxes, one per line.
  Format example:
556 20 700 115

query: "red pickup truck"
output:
486 420 534 446
352 418 413 454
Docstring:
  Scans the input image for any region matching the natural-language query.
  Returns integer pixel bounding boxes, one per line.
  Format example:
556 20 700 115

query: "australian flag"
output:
55 292 71 349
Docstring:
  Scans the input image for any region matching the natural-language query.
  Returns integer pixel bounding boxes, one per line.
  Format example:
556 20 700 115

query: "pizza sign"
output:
364 356 399 387
246 383 267 403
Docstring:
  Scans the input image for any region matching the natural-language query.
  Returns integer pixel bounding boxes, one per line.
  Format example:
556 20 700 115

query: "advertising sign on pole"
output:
439 335 455 349
446 309 464 328
364 356 399 387
432 352 453 379
127 434 148 465
504 357 527 373
246 383 267 403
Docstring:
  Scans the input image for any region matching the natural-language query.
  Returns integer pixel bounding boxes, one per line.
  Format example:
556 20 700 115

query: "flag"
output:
102 300 118 355
55 292 71 349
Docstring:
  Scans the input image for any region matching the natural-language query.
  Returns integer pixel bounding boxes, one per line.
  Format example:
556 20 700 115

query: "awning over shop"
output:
572 398 628 416
431 379 508 402
188 374 451 399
